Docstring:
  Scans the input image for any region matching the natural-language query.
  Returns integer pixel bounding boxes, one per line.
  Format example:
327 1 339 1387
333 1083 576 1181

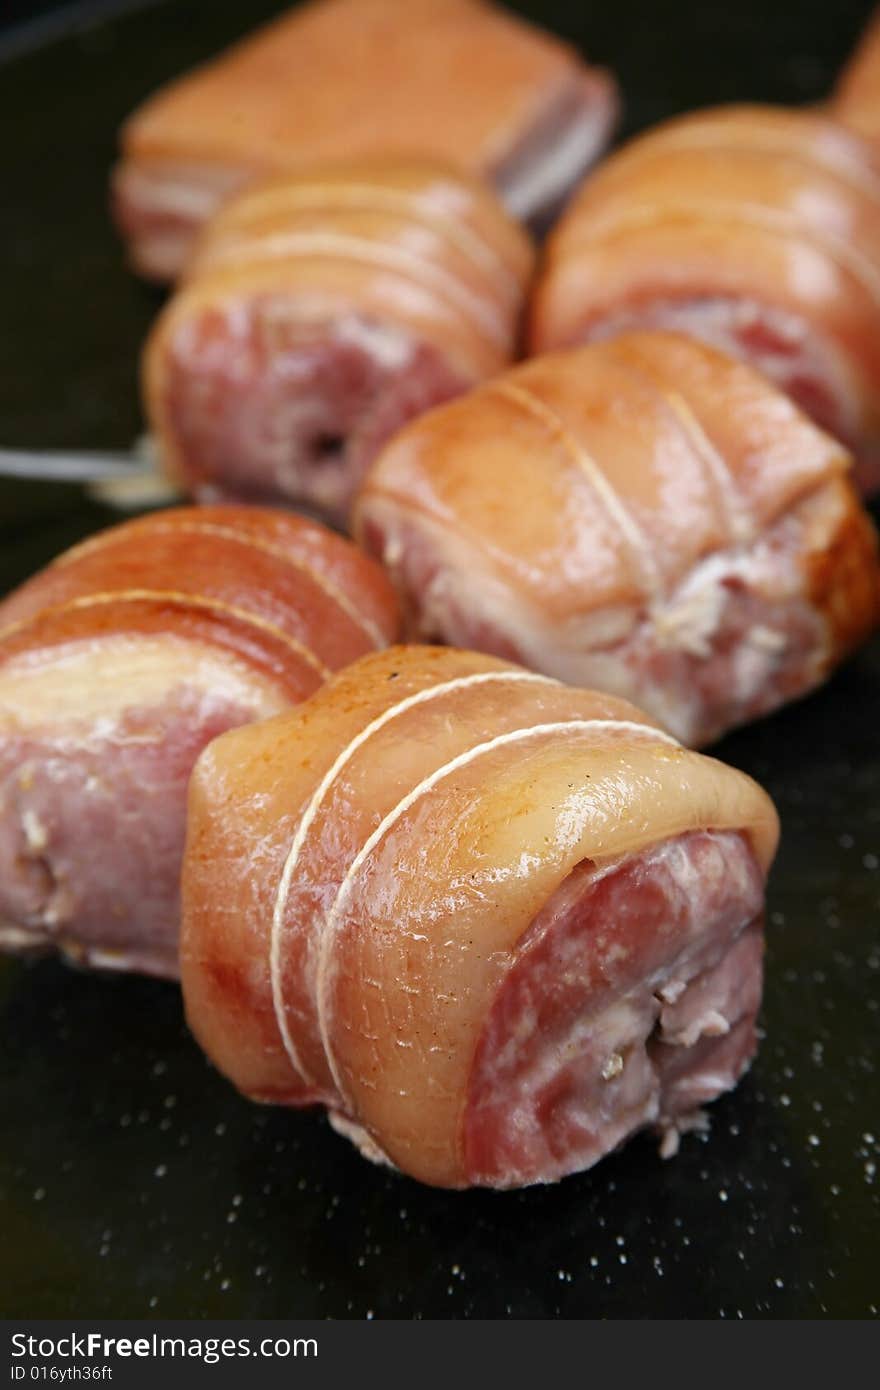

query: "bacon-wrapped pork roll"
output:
355 333 880 747
114 0 617 281
144 159 534 526
833 8 880 145
0 506 398 978
181 646 779 1189
530 105 880 493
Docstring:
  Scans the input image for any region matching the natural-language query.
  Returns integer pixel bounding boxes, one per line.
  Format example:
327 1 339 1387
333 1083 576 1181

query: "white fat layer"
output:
0 635 288 732
374 501 829 745
0 921 42 950
334 315 414 371
500 103 610 221
132 181 221 221
118 163 240 220
327 1110 397 1171
663 1007 731 1048
0 919 174 978
589 297 863 442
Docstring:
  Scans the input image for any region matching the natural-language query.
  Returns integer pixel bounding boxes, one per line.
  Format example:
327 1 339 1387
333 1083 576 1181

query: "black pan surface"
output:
1 0 878 1320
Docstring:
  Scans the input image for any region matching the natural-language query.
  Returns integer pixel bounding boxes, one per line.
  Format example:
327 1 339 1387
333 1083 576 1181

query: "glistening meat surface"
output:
356 332 880 746
180 647 779 1188
581 297 880 494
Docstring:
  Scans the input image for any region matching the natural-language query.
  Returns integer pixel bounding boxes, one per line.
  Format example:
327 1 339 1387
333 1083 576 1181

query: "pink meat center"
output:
164 303 469 525
362 483 832 747
0 683 270 977
463 830 764 1187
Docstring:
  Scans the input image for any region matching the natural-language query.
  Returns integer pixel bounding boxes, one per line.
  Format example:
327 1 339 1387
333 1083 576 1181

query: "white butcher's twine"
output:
596 343 758 548
489 379 663 601
564 200 880 315
204 181 525 302
269 668 557 1086
313 715 681 1107
0 589 331 680
57 520 387 649
196 232 509 349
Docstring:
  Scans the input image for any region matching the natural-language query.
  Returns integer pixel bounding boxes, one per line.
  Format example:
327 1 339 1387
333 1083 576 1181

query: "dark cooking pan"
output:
0 0 878 1319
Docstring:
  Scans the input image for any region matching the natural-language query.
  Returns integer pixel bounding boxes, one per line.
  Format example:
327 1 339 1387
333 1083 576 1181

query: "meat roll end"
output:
464 830 764 1187
152 304 471 526
0 635 288 977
